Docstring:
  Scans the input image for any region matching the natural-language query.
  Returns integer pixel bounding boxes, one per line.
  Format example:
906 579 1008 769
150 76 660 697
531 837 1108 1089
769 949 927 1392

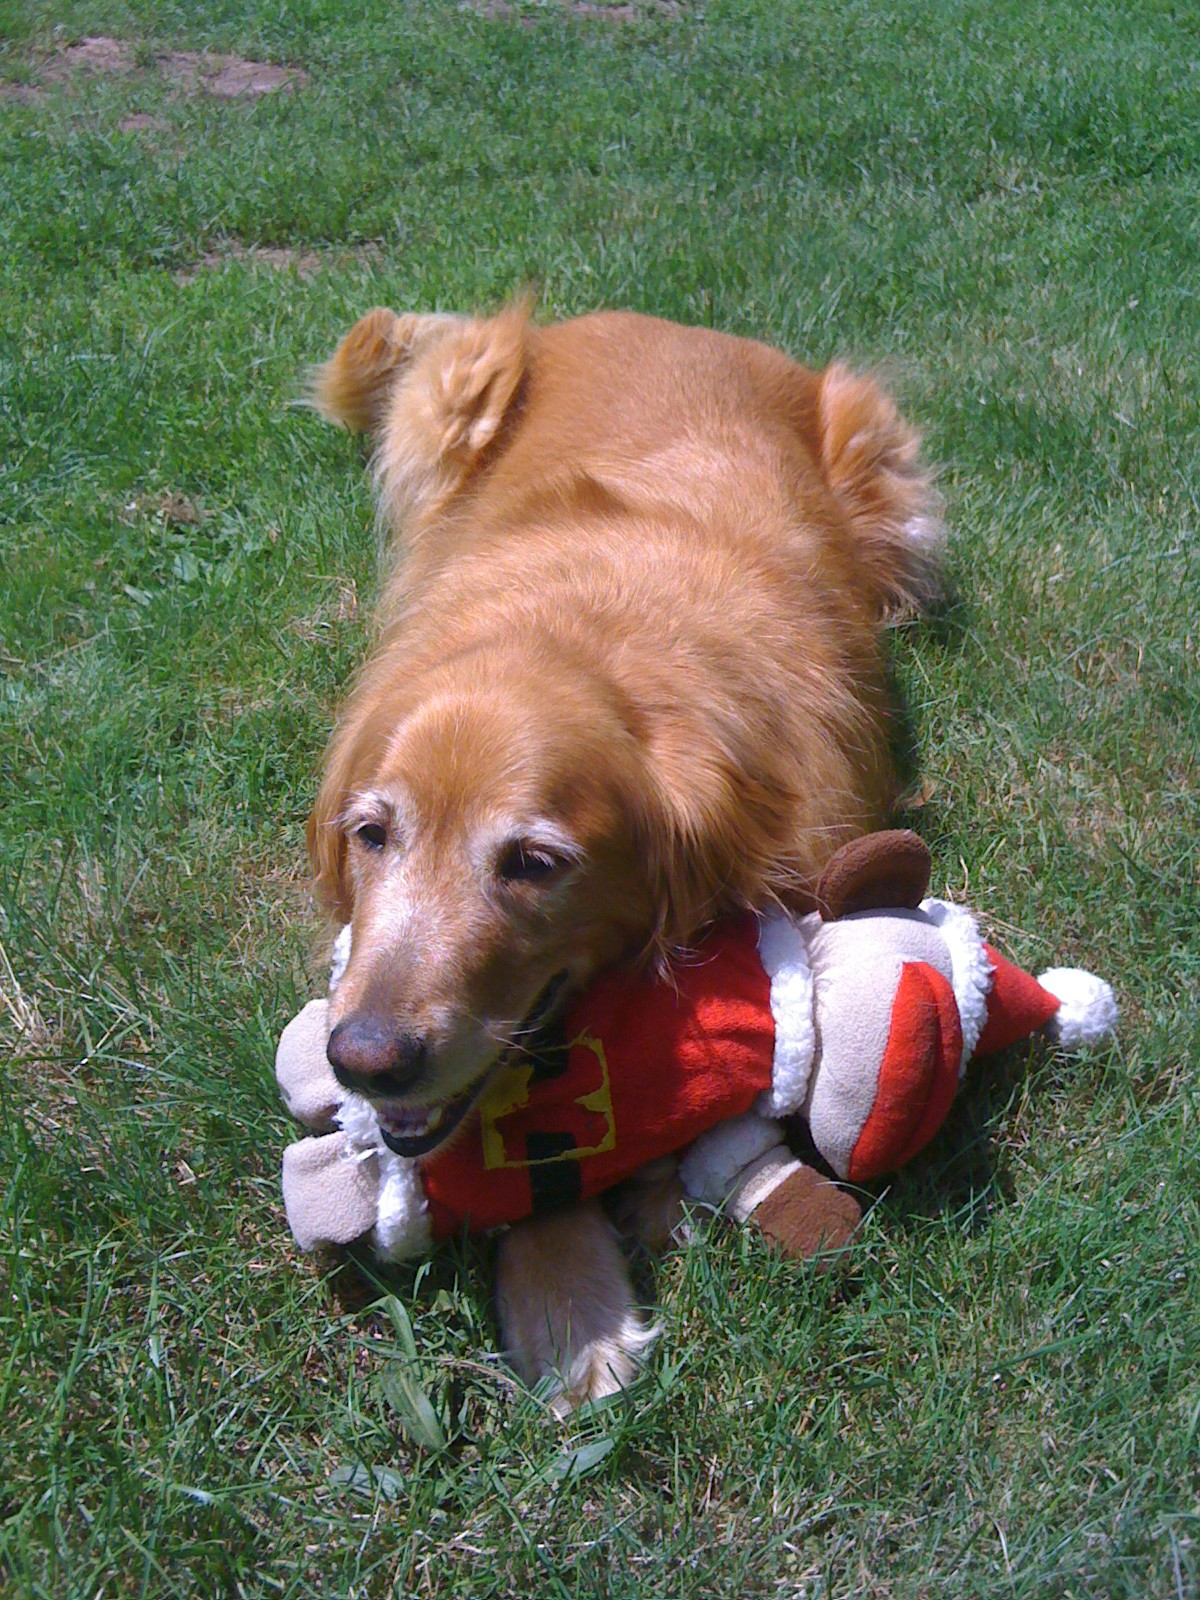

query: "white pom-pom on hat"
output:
1037 968 1119 1050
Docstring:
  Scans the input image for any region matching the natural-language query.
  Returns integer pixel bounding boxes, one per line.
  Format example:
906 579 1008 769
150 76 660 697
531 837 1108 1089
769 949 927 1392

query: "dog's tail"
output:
309 303 532 543
817 365 943 620
307 308 467 436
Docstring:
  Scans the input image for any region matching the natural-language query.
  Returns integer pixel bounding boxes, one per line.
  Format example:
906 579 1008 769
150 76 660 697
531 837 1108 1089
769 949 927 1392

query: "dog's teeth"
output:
381 1103 444 1139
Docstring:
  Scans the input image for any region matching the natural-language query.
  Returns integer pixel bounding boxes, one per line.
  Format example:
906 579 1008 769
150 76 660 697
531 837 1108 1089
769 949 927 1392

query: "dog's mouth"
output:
375 1081 483 1158
376 970 570 1158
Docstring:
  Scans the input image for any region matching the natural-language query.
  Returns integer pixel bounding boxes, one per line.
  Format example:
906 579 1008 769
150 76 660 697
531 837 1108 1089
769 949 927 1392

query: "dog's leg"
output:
495 1201 657 1415
605 1156 688 1253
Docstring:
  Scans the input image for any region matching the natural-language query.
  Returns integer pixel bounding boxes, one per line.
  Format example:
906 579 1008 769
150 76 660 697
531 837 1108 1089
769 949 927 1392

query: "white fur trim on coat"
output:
921 898 992 1071
1037 968 1118 1050
756 911 817 1115
335 1091 433 1261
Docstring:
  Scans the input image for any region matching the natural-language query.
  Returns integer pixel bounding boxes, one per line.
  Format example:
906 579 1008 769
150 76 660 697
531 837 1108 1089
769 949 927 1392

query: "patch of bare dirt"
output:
288 580 361 643
173 241 382 284
157 490 204 526
118 112 161 132
0 81 43 103
178 244 323 282
465 0 681 17
0 932 49 1048
570 2 638 18
118 489 206 525
461 1 534 22
159 50 307 98
50 35 137 78
18 36 308 102
0 937 85 1157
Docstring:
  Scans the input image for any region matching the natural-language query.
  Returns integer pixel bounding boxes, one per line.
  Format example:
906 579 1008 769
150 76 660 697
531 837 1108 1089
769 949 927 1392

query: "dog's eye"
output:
497 842 561 884
355 822 387 850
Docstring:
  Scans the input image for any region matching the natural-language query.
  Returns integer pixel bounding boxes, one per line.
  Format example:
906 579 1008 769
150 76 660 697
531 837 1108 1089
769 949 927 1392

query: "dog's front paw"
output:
606 1156 688 1254
495 1201 658 1414
547 1314 660 1417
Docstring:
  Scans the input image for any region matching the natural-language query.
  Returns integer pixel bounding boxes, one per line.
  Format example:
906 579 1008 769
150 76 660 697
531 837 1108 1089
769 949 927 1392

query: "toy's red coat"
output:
419 916 775 1237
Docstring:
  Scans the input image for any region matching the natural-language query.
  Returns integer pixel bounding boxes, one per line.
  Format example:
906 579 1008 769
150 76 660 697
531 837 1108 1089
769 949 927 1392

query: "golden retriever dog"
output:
307 300 939 1409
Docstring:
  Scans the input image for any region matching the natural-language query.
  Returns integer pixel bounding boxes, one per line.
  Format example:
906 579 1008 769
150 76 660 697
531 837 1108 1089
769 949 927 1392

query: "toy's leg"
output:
680 1112 862 1264
748 1160 863 1261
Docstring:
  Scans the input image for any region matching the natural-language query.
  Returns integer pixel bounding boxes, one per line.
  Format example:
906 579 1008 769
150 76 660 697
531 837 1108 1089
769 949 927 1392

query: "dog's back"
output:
311 303 940 941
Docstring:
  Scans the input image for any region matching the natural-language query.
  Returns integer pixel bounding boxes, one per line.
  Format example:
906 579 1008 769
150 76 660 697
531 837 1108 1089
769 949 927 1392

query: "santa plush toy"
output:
276 832 1117 1263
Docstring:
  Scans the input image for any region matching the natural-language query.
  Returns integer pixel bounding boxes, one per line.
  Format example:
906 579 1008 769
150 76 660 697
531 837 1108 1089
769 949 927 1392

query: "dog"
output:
306 300 939 1409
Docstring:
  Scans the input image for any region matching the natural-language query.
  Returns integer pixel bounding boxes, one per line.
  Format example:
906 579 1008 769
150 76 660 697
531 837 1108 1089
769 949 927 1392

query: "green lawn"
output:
2 1 1198 1595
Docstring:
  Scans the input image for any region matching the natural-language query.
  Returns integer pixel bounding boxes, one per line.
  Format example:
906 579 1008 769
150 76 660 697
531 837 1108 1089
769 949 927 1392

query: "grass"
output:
1 0 1197 1594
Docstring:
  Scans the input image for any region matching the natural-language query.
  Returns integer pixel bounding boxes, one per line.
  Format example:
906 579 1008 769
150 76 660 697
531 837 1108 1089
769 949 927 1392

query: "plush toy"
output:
276 831 1117 1264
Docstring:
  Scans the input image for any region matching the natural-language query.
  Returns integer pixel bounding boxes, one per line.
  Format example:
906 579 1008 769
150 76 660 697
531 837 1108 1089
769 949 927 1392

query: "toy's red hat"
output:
837 943 1118 1184
975 946 1063 1056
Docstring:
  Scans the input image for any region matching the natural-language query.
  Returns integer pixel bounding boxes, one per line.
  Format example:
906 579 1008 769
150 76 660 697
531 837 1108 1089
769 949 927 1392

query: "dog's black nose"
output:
326 1015 428 1097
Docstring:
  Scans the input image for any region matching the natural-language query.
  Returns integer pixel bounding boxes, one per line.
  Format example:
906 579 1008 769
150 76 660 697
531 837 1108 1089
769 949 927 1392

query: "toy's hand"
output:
276 998 340 1131
281 1131 381 1252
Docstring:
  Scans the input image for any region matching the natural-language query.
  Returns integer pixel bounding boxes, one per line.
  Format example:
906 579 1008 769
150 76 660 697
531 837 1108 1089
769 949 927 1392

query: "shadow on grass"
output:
324 1233 497 1321
918 574 974 657
315 1047 1047 1363
863 1040 1056 1238
886 574 973 800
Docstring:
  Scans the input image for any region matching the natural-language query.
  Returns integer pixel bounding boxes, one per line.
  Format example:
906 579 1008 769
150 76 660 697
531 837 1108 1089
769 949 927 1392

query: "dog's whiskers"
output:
462 1008 548 1055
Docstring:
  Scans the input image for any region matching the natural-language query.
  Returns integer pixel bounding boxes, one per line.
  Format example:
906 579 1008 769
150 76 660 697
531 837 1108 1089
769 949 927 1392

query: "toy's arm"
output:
274 996 379 1249
680 1112 861 1263
282 1132 381 1250
276 998 342 1130
275 995 433 1262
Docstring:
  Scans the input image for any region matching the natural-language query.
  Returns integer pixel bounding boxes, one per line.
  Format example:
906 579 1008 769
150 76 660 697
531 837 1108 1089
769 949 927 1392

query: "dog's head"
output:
308 648 665 1155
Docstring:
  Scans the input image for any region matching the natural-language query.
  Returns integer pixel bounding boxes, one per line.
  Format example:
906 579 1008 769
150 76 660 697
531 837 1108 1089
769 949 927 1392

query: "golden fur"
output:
307 301 939 1406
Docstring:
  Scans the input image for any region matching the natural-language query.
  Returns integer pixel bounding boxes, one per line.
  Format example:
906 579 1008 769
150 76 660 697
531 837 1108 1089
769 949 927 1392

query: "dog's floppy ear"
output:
308 672 415 922
307 754 353 925
368 297 532 536
307 704 387 925
637 824 707 971
410 297 531 465
633 756 762 968
310 307 410 435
